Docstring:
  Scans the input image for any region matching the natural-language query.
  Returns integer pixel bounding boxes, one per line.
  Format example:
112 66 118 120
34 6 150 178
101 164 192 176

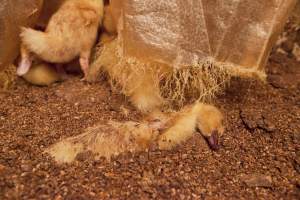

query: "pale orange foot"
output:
17 45 32 76
79 51 91 80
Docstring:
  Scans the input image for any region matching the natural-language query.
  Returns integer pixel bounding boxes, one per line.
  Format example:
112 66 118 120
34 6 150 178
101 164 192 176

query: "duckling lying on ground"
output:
46 102 224 163
22 62 61 86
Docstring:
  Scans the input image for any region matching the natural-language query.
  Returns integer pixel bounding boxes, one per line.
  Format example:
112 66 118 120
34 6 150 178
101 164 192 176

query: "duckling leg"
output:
17 45 32 76
79 50 91 79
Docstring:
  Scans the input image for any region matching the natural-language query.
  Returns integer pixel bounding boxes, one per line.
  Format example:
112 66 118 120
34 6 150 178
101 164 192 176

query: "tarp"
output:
111 0 297 77
37 0 66 27
0 0 296 88
0 0 43 71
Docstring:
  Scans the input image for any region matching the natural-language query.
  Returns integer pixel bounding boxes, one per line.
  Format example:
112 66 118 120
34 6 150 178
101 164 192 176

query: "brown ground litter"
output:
0 48 299 199
0 65 16 90
0 13 300 199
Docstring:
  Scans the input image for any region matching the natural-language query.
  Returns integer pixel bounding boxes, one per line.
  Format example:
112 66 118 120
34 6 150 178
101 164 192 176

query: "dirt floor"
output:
1 30 300 200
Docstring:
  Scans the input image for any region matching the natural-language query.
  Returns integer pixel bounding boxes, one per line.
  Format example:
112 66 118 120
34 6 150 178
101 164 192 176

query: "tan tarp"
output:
0 0 43 71
37 0 67 27
0 0 296 90
111 0 297 77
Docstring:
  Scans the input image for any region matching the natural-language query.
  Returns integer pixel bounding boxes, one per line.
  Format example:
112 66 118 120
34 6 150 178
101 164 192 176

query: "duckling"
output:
46 102 224 163
22 62 61 86
18 0 104 79
46 120 159 163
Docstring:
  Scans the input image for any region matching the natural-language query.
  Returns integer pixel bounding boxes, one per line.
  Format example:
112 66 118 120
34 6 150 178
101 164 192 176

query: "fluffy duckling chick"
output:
47 102 224 163
22 62 61 86
18 0 104 79
46 120 159 163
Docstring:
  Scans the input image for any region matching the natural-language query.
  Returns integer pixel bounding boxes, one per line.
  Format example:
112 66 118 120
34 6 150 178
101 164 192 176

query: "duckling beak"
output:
206 130 219 150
